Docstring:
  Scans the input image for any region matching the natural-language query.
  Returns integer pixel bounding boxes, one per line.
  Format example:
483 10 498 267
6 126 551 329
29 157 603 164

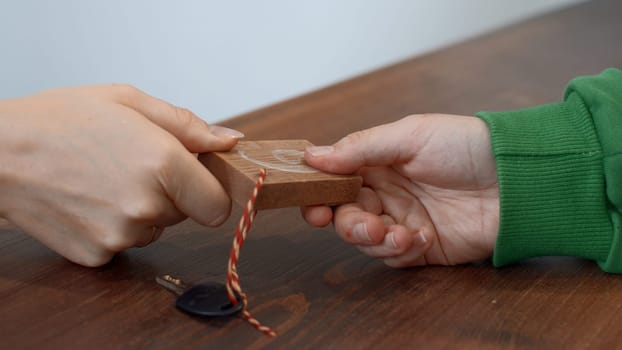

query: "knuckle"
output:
150 142 180 186
77 251 115 267
174 107 200 133
173 107 208 147
339 129 369 149
113 83 138 95
174 107 193 125
112 83 142 105
119 197 161 223
95 229 133 252
112 83 140 96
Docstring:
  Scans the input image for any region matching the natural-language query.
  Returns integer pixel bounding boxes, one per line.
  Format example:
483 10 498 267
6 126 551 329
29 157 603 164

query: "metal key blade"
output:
156 274 188 296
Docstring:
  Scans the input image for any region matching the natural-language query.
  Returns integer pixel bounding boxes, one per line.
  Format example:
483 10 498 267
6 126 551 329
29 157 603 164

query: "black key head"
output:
176 282 243 317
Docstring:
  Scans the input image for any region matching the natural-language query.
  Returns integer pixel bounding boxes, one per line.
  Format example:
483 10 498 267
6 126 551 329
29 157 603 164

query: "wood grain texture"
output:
2 1 622 349
200 140 362 209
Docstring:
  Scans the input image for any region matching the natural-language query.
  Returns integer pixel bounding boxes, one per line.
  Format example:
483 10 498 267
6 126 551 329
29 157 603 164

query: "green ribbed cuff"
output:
477 93 613 268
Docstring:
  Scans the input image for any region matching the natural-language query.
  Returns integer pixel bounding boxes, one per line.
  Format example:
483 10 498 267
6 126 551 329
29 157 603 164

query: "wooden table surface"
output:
2 1 622 349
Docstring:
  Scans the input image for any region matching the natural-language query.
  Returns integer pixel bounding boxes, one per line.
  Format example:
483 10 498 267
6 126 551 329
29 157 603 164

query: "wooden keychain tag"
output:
199 140 362 210
193 140 363 336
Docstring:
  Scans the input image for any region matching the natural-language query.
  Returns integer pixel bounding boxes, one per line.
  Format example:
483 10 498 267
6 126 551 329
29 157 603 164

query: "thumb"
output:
86 84 245 153
305 117 419 174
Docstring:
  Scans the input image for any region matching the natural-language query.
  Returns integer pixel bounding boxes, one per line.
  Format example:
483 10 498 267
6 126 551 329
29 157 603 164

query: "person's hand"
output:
303 114 499 267
0 84 243 266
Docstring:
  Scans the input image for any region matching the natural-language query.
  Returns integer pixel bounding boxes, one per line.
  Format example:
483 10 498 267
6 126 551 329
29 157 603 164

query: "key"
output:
156 274 243 317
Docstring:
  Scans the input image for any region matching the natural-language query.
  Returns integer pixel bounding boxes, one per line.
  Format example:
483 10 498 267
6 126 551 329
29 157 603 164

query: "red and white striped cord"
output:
225 168 276 337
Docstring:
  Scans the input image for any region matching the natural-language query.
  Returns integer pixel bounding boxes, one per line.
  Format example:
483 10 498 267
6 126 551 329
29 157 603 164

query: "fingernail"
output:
306 146 334 157
210 125 245 139
415 229 427 246
387 232 398 248
353 223 370 242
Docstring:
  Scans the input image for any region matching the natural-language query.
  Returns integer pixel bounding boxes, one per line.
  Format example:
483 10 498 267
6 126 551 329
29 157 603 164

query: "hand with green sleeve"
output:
303 114 500 267
303 68 622 272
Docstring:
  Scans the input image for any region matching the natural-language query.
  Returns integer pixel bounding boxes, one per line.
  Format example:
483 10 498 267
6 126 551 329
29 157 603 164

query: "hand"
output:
0 84 243 266
303 114 499 267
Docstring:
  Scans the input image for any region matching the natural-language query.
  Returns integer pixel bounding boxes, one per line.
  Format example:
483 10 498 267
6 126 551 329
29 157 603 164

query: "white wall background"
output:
0 0 583 123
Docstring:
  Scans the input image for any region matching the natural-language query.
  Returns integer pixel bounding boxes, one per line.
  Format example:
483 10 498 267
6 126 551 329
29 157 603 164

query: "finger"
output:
356 225 414 258
333 204 386 245
88 84 244 153
130 189 188 228
301 205 333 227
134 225 165 248
383 228 432 268
304 116 419 174
11 209 115 267
356 186 383 215
162 150 232 227
302 185 382 227
380 214 396 226
153 205 187 228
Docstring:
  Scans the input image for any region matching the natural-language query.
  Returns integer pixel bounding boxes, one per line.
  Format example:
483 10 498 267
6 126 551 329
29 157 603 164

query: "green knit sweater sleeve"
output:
476 68 622 272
